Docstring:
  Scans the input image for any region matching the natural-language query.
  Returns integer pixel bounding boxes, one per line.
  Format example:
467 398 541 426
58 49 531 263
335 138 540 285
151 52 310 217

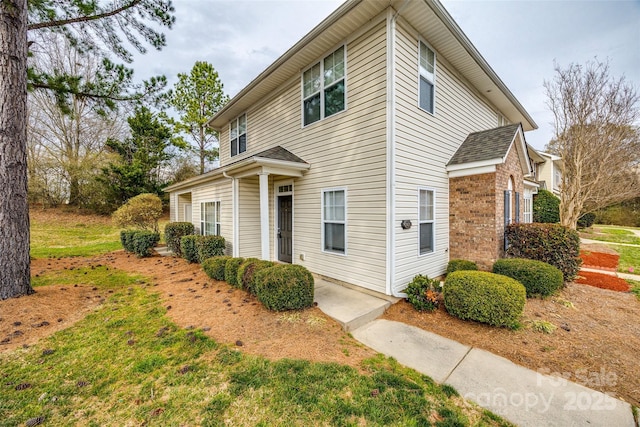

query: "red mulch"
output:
580 250 619 271
575 271 630 292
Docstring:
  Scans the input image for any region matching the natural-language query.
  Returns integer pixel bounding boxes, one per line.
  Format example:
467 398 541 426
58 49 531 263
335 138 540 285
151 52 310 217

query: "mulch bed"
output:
575 271 630 292
580 250 619 271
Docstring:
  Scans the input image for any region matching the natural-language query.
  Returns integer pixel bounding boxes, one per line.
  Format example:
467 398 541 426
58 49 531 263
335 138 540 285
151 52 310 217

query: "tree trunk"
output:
199 125 205 175
0 0 33 299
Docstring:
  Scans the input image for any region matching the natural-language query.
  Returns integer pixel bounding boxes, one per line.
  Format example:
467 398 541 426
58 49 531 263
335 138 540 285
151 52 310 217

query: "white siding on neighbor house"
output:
392 20 503 291
188 177 233 254
218 17 389 293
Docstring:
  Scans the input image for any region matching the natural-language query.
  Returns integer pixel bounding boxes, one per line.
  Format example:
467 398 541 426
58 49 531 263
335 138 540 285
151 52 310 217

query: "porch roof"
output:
164 146 309 193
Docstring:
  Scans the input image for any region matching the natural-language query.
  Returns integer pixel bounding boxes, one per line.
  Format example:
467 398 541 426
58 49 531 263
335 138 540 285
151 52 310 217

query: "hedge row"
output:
202 256 314 311
180 234 225 264
164 222 194 256
120 230 160 257
493 258 563 297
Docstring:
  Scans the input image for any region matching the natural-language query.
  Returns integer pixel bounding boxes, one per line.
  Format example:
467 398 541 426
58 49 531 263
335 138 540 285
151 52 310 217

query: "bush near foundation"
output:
164 222 195 256
224 257 245 288
405 275 441 312
120 230 137 252
237 258 275 294
254 264 314 311
446 259 478 274
196 235 226 263
202 256 232 281
130 231 160 257
181 235 199 263
493 258 563 297
505 223 581 282
443 271 526 328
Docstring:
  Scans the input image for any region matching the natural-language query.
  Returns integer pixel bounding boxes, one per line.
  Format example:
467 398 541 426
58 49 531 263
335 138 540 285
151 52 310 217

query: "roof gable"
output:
446 123 533 178
208 0 536 131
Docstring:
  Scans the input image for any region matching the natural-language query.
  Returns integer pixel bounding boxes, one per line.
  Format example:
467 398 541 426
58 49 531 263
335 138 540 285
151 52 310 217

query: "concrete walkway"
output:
313 280 636 427
582 237 640 248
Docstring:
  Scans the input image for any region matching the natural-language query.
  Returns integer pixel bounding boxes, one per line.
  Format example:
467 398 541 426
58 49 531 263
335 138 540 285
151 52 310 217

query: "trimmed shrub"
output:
181 235 199 263
197 235 226 263
493 258 563 297
505 223 581 282
443 271 526 328
404 274 441 312
120 230 137 252
202 256 232 281
112 193 163 232
577 212 596 229
254 264 314 311
164 222 195 256
130 231 160 257
532 189 560 223
446 259 478 274
224 257 245 288
237 259 275 294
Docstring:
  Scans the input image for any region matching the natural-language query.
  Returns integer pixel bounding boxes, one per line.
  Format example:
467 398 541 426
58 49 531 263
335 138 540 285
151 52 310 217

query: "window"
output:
523 191 533 223
322 188 346 254
303 46 345 126
419 189 435 255
230 114 247 157
418 41 435 113
200 201 221 236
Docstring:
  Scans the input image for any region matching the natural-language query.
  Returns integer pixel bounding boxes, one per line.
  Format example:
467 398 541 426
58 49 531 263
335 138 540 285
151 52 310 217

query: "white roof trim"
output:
446 157 503 172
447 164 497 178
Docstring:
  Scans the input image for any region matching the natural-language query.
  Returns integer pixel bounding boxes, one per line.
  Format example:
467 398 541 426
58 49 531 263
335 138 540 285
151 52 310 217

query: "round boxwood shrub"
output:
493 258 563 298
224 257 245 288
405 274 441 312
130 231 160 258
254 264 314 311
443 271 526 328
181 235 200 263
196 235 226 263
446 259 478 274
577 212 596 229
120 230 137 252
237 258 274 294
202 256 232 281
164 222 195 256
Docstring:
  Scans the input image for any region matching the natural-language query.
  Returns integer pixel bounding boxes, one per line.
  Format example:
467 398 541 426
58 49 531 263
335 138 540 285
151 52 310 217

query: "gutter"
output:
387 1 411 298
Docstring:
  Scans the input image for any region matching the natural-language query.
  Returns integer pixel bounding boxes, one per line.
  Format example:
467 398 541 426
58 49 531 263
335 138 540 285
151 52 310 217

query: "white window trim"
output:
417 39 436 115
229 113 247 157
321 187 347 256
418 187 436 257
301 44 348 127
200 201 221 236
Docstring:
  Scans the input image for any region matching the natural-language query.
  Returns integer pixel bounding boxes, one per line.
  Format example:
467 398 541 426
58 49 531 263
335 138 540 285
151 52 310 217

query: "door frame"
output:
273 179 294 263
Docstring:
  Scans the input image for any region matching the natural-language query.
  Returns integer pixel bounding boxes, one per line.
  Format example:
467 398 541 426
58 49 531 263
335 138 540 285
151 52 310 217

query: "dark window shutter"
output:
515 192 520 224
504 190 510 250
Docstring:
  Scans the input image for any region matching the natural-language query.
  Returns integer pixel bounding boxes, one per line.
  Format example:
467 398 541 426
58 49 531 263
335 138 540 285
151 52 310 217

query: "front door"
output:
277 195 292 263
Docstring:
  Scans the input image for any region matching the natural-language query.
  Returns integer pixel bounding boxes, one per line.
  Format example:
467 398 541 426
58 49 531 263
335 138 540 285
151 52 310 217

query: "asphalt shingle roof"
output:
253 146 307 164
447 123 521 166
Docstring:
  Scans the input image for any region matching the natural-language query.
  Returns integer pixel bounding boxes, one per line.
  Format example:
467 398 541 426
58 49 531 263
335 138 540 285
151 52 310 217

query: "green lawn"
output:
611 244 640 276
1 267 508 426
30 210 168 258
585 226 640 245
628 279 640 301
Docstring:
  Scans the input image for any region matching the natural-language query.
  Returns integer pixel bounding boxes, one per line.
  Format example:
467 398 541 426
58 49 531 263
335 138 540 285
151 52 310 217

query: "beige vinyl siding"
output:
392 21 501 291
237 176 262 259
188 177 233 255
176 192 192 222
219 19 388 292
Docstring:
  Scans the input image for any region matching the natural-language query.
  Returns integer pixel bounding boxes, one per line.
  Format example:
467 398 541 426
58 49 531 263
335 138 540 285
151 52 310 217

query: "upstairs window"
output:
230 113 247 157
419 41 436 114
303 46 345 126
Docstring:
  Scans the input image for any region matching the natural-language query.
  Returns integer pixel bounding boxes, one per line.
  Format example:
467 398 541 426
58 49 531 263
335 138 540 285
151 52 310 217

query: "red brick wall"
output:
449 172 497 270
449 142 526 270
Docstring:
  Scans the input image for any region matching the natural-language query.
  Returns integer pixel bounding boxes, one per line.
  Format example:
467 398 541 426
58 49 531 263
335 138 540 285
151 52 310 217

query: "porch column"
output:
258 172 270 260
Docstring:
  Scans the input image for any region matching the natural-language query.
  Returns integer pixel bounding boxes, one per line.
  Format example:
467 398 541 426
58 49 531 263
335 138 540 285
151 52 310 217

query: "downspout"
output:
387 0 411 298
223 171 239 257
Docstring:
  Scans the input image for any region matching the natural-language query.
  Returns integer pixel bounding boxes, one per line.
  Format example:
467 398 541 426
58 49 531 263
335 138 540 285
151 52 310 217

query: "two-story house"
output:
165 0 538 296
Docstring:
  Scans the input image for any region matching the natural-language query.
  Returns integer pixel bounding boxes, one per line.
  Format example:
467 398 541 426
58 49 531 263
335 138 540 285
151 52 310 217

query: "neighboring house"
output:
165 0 539 295
536 151 563 197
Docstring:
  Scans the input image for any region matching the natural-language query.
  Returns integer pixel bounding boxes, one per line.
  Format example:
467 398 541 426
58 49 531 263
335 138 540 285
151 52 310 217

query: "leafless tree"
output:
28 34 129 206
545 59 640 229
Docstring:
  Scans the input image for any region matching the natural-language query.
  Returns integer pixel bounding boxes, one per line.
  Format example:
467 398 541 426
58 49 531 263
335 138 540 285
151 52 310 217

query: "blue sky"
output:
133 0 640 150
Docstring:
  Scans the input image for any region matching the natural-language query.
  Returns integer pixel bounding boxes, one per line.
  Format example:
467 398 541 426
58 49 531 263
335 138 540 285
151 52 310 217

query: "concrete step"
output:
154 246 174 257
314 278 394 331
